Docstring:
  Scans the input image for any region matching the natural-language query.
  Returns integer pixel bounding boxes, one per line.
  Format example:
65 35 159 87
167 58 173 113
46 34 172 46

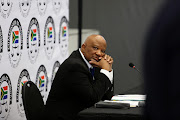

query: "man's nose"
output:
96 50 103 56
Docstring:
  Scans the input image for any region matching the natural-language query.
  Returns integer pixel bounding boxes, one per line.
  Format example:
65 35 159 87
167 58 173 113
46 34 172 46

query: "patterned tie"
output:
90 67 95 77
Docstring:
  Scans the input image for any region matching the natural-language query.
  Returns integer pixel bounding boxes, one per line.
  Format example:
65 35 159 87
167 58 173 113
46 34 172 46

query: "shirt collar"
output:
79 48 93 69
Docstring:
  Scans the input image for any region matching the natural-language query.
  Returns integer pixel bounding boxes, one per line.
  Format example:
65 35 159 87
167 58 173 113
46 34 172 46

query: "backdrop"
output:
0 0 69 120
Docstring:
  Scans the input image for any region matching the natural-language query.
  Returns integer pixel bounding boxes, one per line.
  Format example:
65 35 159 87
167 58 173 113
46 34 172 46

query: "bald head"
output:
81 34 107 61
83 34 106 47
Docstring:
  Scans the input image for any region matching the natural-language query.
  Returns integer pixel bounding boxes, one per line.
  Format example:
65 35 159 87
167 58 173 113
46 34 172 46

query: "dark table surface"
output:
78 106 143 120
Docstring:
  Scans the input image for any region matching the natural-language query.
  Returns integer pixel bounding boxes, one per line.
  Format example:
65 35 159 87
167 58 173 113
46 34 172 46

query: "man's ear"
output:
81 44 86 53
82 44 86 48
81 44 86 51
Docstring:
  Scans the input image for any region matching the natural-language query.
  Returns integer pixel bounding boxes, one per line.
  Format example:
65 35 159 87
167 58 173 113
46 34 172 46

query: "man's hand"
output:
89 54 113 71
102 54 113 69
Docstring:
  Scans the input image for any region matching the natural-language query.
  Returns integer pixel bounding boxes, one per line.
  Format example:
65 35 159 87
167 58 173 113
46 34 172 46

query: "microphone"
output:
127 63 144 94
129 63 141 73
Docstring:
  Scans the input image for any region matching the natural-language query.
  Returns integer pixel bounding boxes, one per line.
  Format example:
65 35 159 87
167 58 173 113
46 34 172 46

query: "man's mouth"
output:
93 57 99 62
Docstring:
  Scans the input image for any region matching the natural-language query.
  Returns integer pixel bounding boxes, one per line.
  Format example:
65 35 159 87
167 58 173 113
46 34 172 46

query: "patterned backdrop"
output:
0 0 69 120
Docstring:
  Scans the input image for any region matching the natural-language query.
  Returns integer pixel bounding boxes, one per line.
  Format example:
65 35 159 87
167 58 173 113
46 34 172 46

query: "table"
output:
78 106 143 120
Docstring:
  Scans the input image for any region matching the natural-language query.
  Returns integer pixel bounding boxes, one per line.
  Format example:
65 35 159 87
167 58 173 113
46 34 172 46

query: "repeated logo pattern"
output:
7 18 23 68
16 69 30 117
27 17 40 64
44 16 56 60
35 65 48 104
0 1 69 119
0 74 12 120
59 16 69 57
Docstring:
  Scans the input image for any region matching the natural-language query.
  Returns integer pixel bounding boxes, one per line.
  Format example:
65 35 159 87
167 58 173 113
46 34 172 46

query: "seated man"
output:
45 34 114 120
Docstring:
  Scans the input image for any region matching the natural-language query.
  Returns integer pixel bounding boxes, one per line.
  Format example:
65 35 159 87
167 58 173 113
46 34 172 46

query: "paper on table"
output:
111 94 146 101
104 100 139 107
110 94 146 107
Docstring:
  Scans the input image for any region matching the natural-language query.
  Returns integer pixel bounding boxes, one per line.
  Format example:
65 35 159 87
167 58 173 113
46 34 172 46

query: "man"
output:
45 34 114 120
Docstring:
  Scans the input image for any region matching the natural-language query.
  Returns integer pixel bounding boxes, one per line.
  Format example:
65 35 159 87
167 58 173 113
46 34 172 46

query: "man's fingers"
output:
89 59 99 67
99 57 103 60
106 55 111 62
103 54 113 64
109 57 113 64
104 55 107 60
109 60 113 64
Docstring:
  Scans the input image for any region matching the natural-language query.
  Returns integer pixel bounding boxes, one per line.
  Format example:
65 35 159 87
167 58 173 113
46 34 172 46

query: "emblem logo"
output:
44 16 56 60
19 0 32 17
7 18 23 68
0 0 13 18
59 16 68 57
37 0 48 16
16 69 30 117
27 18 40 64
0 74 12 120
35 65 48 104
0 26 3 63
52 0 61 14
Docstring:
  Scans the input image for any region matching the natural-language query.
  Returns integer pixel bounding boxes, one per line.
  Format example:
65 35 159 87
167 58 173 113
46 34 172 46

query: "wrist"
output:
102 67 111 72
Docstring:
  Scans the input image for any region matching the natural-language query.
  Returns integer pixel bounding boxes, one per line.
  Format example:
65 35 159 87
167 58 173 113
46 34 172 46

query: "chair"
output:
22 81 45 120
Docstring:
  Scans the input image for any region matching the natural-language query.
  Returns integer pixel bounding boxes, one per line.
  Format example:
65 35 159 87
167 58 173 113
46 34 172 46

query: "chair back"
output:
22 81 45 120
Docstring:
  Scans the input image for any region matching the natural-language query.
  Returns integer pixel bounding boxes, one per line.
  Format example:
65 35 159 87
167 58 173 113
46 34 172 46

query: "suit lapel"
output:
70 50 98 83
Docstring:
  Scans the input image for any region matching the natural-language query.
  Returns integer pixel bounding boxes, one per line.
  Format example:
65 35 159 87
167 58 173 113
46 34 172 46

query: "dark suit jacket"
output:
45 50 113 120
144 0 180 119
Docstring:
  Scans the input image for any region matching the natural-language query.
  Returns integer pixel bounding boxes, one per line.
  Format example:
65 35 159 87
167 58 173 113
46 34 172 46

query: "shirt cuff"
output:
100 69 113 84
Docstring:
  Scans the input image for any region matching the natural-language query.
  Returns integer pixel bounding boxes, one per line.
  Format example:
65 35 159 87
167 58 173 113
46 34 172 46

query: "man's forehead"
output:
84 35 107 47
92 41 106 50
